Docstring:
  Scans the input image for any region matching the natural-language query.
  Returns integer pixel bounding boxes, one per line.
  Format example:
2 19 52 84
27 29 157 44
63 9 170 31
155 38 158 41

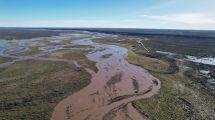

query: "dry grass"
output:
129 54 215 120
49 50 86 59
15 47 40 56
94 35 215 120
48 50 97 72
0 56 12 64
127 50 170 73
0 60 91 120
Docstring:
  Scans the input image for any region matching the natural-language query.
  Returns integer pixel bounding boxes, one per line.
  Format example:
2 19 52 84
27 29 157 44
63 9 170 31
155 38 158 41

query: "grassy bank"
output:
132 64 215 120
0 56 12 64
47 49 97 72
0 60 92 120
127 45 215 119
94 35 215 119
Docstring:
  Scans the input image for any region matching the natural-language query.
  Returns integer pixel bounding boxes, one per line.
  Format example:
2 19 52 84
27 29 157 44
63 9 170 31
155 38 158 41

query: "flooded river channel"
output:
0 32 160 120
51 34 161 120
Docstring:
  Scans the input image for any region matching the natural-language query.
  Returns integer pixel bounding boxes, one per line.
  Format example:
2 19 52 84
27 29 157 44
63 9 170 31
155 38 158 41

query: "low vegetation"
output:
132 78 139 92
0 60 92 120
15 47 40 56
132 65 215 120
106 73 123 86
0 56 12 64
1 30 215 120
127 50 171 73
47 49 97 72
128 47 215 119
94 35 215 119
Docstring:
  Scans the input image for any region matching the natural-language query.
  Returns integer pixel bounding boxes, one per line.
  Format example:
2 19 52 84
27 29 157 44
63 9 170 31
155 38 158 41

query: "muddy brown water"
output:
0 32 160 120
51 37 161 120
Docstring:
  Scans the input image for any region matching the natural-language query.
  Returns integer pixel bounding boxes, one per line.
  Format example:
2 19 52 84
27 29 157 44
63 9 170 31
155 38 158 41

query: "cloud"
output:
1 14 215 30
0 19 145 28
137 13 215 25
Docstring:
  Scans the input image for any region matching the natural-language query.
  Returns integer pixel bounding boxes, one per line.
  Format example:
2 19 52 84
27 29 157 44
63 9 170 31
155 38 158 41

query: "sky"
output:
0 0 215 30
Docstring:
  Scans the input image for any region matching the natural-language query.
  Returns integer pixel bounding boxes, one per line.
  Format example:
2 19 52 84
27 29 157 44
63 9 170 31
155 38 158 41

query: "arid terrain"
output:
0 28 215 120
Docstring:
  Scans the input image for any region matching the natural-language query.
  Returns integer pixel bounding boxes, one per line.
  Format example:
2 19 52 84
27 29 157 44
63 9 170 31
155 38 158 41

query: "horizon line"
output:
0 27 215 31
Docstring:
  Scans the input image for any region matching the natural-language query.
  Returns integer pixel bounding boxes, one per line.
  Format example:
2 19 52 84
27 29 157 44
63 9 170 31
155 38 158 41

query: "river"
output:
51 34 161 120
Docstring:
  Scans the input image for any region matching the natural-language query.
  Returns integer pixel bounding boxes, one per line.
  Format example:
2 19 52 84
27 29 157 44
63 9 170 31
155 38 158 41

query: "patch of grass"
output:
107 73 123 86
48 50 98 72
0 56 12 64
0 60 91 120
93 37 175 74
49 50 86 59
15 47 40 56
133 73 186 120
131 61 215 120
79 59 98 72
101 53 112 59
127 50 171 73
95 35 215 119
109 95 131 105
132 78 139 91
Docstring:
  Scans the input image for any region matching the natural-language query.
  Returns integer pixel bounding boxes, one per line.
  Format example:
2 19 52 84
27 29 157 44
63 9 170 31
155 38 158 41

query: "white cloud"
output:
1 14 215 30
0 19 145 28
137 13 215 25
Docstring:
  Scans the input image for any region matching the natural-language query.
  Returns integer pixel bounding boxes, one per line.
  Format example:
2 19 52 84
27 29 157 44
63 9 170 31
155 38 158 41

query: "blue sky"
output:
0 0 215 30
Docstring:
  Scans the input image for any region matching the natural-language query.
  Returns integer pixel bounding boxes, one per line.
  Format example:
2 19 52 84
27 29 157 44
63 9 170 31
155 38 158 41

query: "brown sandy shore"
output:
51 36 161 120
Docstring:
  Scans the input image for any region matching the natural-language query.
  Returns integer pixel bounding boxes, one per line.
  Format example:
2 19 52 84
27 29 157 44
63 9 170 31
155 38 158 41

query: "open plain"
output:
0 28 215 120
